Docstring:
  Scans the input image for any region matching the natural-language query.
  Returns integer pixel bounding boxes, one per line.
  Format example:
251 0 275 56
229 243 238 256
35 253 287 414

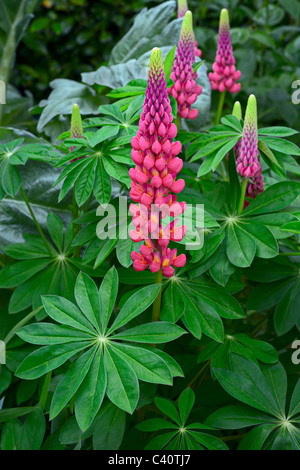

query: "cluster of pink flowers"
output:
235 95 264 206
177 0 202 59
209 9 241 94
168 11 202 120
130 48 186 278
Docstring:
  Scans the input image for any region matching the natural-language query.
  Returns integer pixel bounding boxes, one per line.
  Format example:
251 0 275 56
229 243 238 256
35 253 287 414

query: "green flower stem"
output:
40 371 52 410
237 178 248 215
152 269 163 322
279 252 300 256
4 306 43 345
20 186 53 257
215 90 226 126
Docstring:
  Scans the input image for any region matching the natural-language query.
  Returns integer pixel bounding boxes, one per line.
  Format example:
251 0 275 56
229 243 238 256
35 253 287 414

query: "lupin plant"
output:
177 0 202 58
130 47 186 279
235 95 264 209
168 11 202 120
1 0 300 453
69 103 84 160
209 9 241 95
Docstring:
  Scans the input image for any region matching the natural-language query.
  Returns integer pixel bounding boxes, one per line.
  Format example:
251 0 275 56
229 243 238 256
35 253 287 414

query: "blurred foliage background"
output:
5 0 300 139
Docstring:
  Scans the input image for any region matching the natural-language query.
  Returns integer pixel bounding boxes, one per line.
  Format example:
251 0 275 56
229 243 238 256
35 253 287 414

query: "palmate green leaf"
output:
75 158 96 207
104 346 139 414
17 323 94 345
237 221 278 259
16 341 92 380
75 350 106 431
242 181 300 216
259 136 300 156
1 162 21 197
108 284 161 333
212 137 240 170
102 155 131 187
143 346 184 378
206 405 277 429
75 272 101 333
226 223 256 268
280 221 300 233
136 419 178 432
112 322 186 344
161 281 185 322
178 388 195 426
154 397 181 426
94 159 111 204
289 379 300 418
213 356 281 417
100 266 119 331
145 431 178 450
110 343 173 385
238 424 276 450
1 419 23 450
261 362 287 417
0 407 36 424
47 213 63 252
258 127 298 138
0 258 50 288
274 278 300 335
190 138 234 163
94 237 119 268
233 334 278 364
50 346 97 420
178 284 224 342
20 407 46 451
187 431 229 450
92 403 126 450
89 125 120 148
42 295 96 335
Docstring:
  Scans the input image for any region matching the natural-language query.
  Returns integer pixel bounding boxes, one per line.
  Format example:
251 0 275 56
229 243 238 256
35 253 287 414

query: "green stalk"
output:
40 371 52 410
4 306 43 345
20 186 53 257
152 269 163 322
279 252 300 257
215 91 226 126
237 178 247 215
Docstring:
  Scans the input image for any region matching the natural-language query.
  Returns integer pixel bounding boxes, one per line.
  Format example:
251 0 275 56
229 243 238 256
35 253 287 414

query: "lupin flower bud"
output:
235 95 264 206
70 103 84 160
209 9 241 93
236 95 260 178
232 101 242 159
177 0 202 58
130 47 186 278
168 11 202 120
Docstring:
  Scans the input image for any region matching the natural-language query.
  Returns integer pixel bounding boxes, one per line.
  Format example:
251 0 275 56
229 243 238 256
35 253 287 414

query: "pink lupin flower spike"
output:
168 11 202 120
130 47 186 278
177 0 202 58
70 103 84 161
209 9 241 93
235 95 264 208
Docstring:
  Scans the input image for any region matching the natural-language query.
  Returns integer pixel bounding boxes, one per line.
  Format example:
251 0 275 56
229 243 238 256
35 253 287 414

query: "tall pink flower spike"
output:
130 48 186 278
169 10 202 120
177 0 202 59
235 95 264 208
209 9 241 93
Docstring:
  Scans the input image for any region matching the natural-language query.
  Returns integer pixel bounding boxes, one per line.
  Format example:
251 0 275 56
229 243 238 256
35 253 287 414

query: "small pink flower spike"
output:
235 95 264 207
177 0 202 58
209 9 241 93
69 103 84 161
130 47 186 278
169 10 202 120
